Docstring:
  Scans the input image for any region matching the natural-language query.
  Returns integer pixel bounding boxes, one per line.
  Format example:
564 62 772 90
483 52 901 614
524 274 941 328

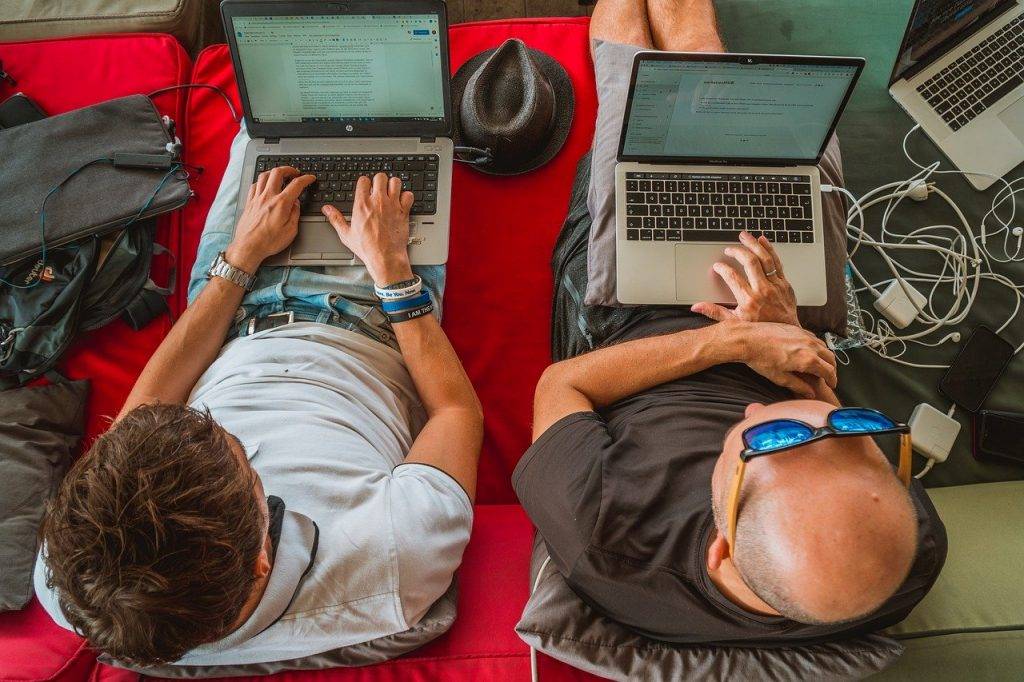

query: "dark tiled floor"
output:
448 0 595 23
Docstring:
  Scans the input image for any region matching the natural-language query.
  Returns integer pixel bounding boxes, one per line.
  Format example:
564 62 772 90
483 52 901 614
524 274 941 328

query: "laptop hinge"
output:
420 136 436 143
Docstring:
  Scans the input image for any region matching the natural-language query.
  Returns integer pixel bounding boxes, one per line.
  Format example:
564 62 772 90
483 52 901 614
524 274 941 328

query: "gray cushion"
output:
0 378 88 611
101 582 458 677
518 537 904 682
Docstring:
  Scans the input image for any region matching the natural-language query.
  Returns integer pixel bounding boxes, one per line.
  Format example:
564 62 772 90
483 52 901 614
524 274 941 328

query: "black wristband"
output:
385 301 434 324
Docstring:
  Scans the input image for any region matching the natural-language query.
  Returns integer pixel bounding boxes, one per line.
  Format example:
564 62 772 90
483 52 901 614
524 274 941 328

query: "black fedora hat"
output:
451 38 574 175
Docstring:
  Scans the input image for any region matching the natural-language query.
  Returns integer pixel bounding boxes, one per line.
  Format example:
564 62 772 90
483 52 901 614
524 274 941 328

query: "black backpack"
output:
0 219 173 390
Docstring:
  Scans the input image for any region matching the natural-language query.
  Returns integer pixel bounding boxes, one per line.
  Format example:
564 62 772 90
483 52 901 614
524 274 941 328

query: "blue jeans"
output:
188 124 445 350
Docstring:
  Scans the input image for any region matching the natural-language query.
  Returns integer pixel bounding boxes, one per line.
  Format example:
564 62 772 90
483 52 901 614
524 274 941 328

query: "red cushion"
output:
177 17 597 505
0 34 191 682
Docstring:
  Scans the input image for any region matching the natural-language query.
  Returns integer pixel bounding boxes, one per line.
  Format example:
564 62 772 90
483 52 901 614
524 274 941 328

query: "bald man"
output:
513 0 946 644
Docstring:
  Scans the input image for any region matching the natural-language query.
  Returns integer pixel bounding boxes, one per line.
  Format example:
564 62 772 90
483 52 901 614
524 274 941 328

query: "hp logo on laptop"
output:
345 124 354 132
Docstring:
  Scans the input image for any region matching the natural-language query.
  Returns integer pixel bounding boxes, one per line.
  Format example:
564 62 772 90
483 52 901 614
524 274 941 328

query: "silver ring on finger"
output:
764 268 778 277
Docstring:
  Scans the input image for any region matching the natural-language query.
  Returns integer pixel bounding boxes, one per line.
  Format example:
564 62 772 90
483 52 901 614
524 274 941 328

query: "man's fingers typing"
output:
261 166 299 196
400 190 415 213
321 204 351 234
279 173 316 204
371 172 389 196
739 231 776 276
354 175 373 202
760 235 784 276
388 175 403 198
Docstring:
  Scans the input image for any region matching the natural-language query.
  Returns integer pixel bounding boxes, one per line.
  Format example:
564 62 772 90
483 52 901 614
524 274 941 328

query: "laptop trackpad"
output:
998 96 1024 142
292 221 353 259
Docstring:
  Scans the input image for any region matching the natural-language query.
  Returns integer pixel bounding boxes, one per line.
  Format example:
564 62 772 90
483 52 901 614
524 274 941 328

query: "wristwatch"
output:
207 251 256 291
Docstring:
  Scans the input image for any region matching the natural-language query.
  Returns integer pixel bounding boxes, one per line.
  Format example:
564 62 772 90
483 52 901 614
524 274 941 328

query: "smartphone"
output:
974 410 1024 465
938 326 1014 412
0 92 46 129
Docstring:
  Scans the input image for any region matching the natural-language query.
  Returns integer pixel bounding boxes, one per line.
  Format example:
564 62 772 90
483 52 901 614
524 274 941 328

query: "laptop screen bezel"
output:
221 0 452 139
888 0 1017 85
615 52 865 166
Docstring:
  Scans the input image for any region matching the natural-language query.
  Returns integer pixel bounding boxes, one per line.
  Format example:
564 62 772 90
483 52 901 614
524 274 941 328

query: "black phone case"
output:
972 410 1024 465
938 325 1014 412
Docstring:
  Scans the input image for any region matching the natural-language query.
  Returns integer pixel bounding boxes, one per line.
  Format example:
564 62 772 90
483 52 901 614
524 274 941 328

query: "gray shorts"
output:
583 40 846 309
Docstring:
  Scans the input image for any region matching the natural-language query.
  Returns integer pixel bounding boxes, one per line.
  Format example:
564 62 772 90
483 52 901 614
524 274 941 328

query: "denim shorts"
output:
188 124 445 351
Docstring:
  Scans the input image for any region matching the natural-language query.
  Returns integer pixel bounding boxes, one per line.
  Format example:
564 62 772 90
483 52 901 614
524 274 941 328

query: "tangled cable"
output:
823 124 1024 369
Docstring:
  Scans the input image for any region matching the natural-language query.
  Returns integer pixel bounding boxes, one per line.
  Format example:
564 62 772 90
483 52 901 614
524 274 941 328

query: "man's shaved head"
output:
710 400 918 624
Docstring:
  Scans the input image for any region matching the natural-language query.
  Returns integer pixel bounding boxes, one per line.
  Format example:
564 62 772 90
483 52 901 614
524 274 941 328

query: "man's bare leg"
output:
646 0 725 53
590 0 654 50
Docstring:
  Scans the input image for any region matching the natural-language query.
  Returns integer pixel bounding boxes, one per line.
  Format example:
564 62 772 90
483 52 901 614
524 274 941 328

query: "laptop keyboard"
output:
916 14 1024 131
623 172 815 244
253 154 440 215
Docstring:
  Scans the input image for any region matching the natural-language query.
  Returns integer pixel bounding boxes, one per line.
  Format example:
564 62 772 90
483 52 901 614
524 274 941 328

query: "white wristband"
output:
374 274 423 300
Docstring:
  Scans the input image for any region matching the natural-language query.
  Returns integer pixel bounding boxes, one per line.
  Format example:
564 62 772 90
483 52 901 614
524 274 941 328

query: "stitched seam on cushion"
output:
2 0 186 24
894 624 1024 641
517 628 898 655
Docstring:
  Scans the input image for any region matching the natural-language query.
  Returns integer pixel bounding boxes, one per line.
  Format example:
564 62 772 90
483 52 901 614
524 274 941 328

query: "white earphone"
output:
820 124 1024 370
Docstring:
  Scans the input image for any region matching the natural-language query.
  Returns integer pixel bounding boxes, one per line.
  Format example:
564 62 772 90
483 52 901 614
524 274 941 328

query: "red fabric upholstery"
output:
2 18 601 682
0 34 191 682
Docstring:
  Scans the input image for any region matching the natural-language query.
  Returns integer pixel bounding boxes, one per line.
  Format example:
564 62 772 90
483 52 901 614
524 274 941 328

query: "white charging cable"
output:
818 126 1024 368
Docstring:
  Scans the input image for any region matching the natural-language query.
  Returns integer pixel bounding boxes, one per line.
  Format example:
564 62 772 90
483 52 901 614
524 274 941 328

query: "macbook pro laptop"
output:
890 0 1024 191
221 0 453 265
614 52 863 306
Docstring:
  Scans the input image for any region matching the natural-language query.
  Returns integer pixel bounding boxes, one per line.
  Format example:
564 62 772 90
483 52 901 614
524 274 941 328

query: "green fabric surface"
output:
877 481 1024 679
720 0 1024 488
886 482 1024 638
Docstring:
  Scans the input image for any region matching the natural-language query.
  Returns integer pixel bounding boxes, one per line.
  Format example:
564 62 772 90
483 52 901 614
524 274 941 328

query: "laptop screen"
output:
232 13 446 124
618 56 861 164
891 0 1009 83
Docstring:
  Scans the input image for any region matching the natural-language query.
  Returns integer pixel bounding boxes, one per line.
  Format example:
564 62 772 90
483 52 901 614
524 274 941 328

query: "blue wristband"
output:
381 291 431 313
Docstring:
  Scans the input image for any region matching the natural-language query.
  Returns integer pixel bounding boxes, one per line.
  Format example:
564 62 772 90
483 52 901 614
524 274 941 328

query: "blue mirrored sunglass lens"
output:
745 420 815 452
830 408 896 433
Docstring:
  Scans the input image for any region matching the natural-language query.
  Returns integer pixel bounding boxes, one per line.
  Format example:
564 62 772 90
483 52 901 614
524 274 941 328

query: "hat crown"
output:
459 39 557 163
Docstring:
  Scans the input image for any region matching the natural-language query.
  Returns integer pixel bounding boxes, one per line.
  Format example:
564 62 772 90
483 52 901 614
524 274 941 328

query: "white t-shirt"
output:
34 322 474 665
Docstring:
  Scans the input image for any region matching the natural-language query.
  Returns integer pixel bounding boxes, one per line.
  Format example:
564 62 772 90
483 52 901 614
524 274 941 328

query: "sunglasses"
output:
725 407 911 552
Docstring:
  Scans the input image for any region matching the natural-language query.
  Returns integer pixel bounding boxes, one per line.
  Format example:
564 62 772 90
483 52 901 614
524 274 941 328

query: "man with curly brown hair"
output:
34 153 483 667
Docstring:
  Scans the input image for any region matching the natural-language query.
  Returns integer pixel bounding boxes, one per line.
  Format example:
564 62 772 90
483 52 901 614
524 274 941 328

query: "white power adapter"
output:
873 280 928 329
908 403 961 464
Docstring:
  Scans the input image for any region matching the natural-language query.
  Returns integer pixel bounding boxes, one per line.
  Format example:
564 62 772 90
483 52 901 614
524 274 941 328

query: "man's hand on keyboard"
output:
226 166 316 272
322 173 415 285
692 231 800 327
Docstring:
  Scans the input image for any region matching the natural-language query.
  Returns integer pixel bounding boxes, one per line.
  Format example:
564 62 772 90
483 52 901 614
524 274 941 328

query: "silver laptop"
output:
614 52 863 306
221 0 453 265
890 0 1024 191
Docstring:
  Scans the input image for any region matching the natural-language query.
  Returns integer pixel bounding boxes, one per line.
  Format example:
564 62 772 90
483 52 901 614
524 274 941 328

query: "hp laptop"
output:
890 0 1024 191
221 0 453 265
615 52 863 306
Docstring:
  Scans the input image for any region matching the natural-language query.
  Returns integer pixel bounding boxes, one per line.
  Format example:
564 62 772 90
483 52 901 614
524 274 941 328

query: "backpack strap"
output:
122 242 176 331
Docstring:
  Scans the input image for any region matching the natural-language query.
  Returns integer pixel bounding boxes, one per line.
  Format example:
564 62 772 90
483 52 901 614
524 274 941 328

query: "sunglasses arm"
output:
725 458 747 552
897 432 912 487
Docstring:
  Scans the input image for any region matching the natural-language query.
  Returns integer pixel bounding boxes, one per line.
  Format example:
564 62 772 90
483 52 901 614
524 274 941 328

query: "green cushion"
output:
876 482 1024 679
718 0 1024 489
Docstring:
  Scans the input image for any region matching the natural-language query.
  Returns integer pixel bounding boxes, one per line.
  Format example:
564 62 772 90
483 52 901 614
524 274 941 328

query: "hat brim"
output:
450 45 575 176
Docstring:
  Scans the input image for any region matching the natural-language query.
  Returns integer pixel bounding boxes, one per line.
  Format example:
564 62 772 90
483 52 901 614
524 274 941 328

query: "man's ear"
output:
254 537 272 579
707 528 731 571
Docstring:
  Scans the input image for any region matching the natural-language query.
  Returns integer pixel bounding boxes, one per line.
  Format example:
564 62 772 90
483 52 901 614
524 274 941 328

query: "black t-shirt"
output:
513 316 947 646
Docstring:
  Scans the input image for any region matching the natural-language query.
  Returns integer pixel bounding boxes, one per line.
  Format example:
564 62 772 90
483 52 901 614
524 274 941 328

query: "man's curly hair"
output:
40 404 265 666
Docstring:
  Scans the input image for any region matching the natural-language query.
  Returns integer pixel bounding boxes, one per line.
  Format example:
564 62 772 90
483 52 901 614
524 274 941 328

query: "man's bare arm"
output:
532 320 837 440
117 167 315 421
323 174 483 500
